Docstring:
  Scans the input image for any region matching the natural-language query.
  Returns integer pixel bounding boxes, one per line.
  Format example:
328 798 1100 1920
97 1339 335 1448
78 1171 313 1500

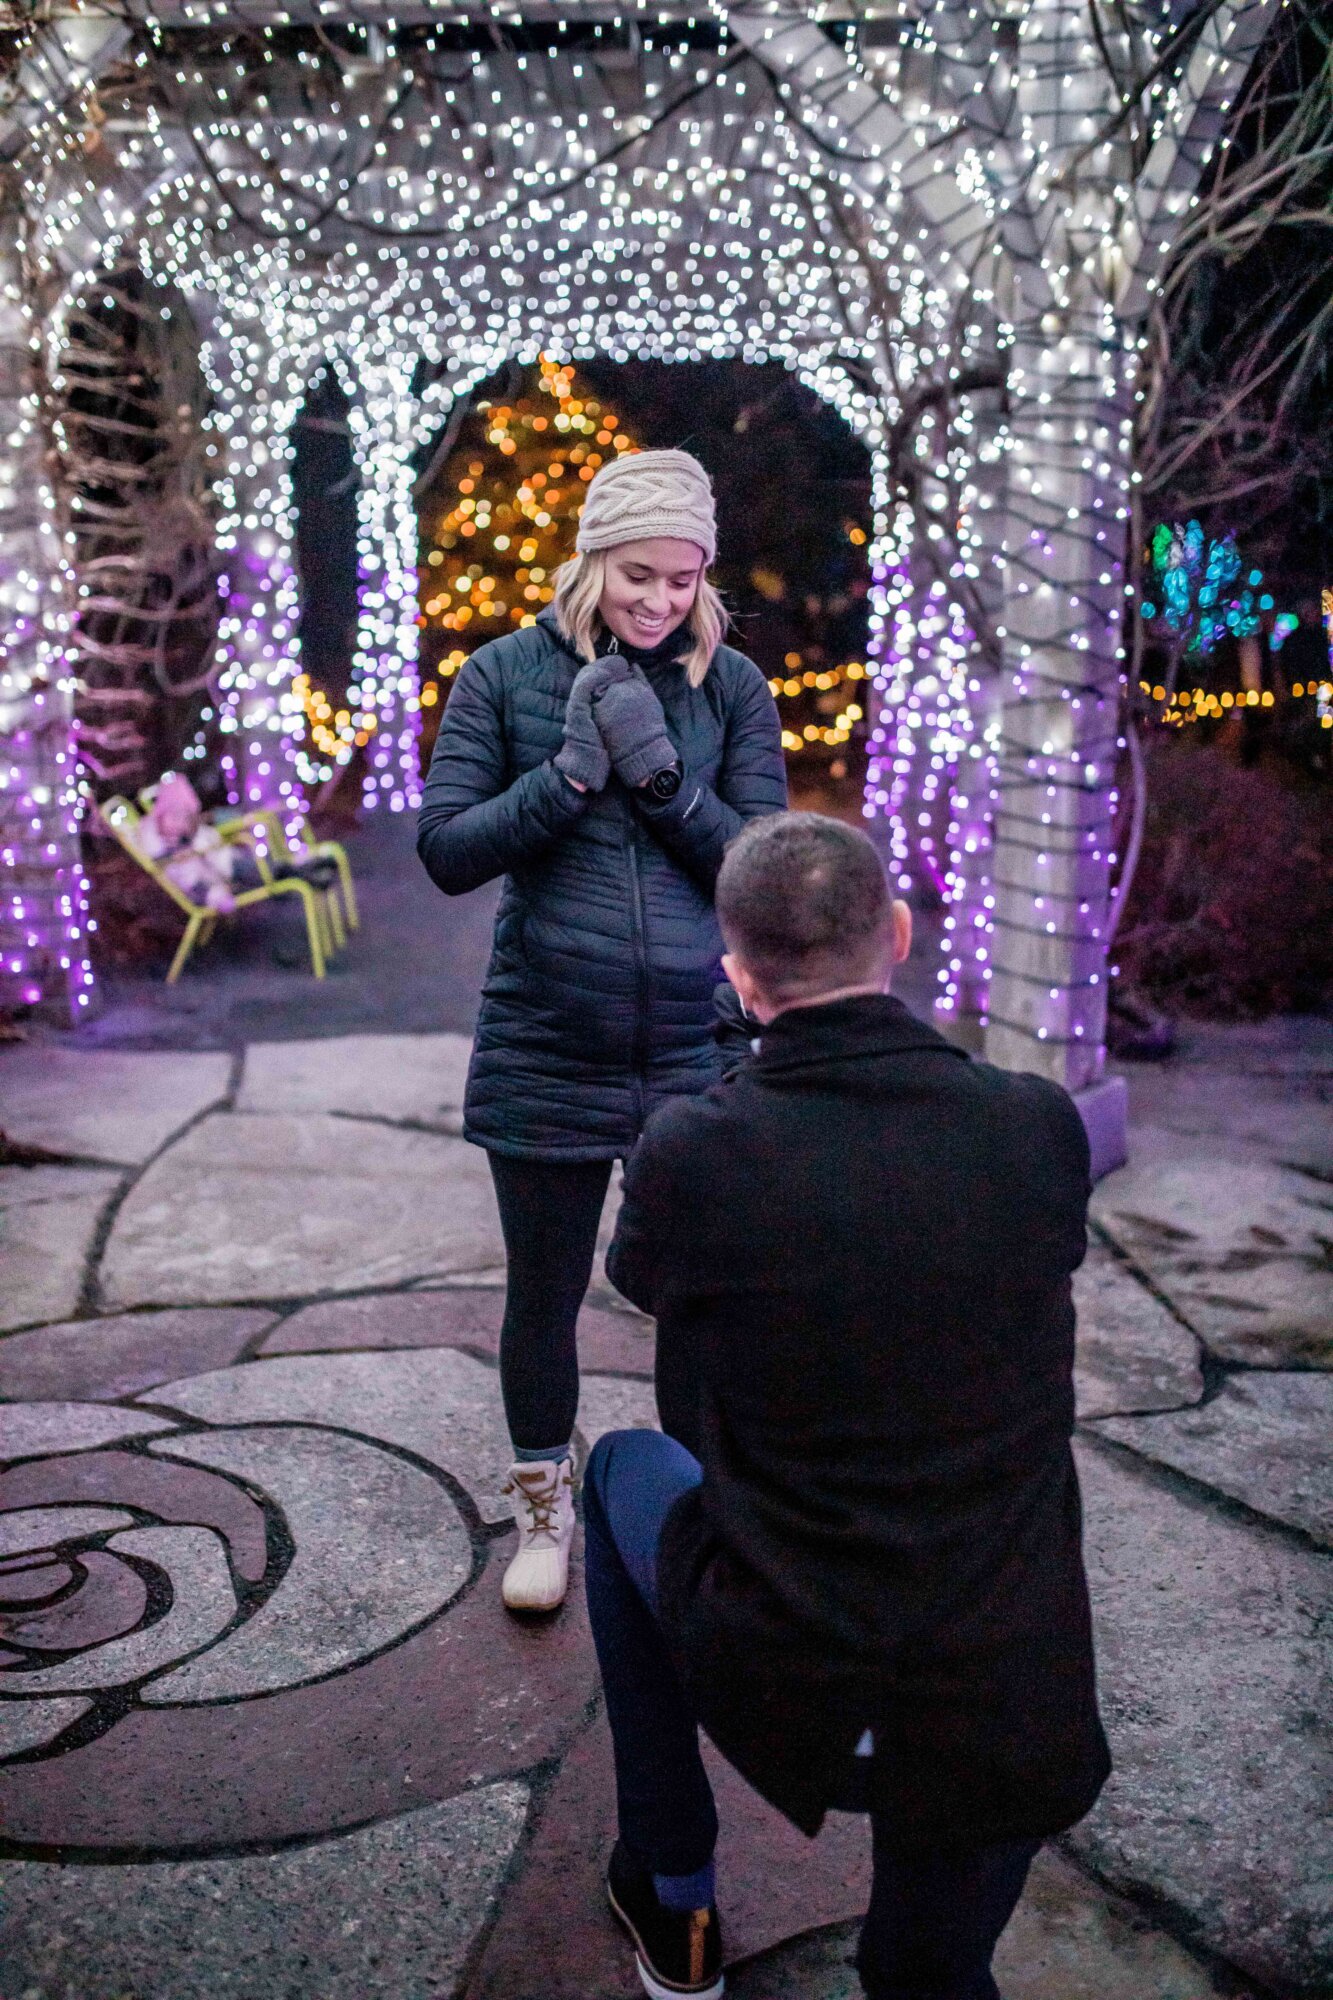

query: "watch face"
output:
649 766 682 800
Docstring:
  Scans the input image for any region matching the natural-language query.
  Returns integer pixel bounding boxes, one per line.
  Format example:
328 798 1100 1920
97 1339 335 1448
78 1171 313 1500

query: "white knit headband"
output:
575 447 717 566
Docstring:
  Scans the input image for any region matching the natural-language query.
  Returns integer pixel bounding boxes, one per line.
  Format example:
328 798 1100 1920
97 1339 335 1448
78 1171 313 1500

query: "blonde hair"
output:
551 548 727 689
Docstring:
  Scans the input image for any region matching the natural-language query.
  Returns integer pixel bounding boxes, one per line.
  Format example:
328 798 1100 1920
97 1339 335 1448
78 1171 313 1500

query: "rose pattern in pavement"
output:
0 1339 654 1857
0 1404 473 1765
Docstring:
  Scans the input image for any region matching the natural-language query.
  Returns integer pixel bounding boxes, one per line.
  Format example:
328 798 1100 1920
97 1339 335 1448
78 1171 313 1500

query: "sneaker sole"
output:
606 1879 725 2000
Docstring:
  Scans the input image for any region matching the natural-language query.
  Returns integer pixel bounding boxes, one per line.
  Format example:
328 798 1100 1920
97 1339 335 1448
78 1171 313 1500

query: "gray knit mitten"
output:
593 667 678 790
554 659 630 790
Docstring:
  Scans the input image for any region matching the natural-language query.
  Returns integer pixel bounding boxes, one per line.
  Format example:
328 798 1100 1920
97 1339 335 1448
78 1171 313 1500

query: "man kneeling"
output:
585 812 1110 2000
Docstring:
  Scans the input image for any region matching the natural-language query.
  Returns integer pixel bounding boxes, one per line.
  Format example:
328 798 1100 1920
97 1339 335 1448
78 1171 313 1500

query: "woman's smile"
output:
597 537 703 653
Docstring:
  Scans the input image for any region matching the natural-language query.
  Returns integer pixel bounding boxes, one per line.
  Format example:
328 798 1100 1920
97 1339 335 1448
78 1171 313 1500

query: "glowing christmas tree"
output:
417 356 638 746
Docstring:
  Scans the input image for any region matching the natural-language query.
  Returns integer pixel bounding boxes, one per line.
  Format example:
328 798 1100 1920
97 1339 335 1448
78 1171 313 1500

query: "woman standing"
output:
418 448 786 1613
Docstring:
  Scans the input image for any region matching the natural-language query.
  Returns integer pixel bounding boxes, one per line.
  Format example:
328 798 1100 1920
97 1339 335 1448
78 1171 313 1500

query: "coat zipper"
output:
607 632 648 1123
626 816 649 1125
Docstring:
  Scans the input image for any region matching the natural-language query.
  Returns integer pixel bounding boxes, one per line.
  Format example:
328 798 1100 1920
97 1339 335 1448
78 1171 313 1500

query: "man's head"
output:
716 812 911 1023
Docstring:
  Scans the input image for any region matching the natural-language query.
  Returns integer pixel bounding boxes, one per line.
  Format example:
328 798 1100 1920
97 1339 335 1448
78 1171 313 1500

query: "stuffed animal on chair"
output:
133 774 238 912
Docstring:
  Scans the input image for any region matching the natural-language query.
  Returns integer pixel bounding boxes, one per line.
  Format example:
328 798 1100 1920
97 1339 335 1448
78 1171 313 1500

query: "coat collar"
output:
534 605 689 671
753 992 968 1078
595 624 690 670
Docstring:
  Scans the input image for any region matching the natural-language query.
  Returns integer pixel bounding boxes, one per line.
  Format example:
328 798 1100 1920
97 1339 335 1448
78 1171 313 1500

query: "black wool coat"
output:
416 610 787 1158
607 994 1111 1849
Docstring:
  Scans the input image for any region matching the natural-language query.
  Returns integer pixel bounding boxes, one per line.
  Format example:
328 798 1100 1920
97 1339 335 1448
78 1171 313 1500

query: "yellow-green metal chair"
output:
101 796 335 983
136 786 356 958
210 805 359 937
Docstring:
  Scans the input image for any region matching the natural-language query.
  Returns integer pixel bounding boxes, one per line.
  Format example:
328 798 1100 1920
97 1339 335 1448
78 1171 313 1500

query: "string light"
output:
1147 680 1333 729
0 222 96 1017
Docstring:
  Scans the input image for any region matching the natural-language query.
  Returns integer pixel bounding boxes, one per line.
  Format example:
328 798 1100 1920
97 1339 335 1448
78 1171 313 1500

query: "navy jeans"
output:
583 1429 1038 2000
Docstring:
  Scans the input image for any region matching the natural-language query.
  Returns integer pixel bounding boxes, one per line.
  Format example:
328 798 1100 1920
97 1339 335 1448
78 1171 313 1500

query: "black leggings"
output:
488 1153 615 1453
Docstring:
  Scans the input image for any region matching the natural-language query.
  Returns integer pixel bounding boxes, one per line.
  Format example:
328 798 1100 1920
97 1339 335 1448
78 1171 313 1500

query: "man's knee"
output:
589 1427 698 1495
582 1430 618 1537
584 1428 664 1533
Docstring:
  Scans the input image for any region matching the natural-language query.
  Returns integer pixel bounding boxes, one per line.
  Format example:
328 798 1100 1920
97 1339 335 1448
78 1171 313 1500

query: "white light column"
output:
204 305 308 820
984 321 1129 1090
0 212 96 1022
339 345 425 815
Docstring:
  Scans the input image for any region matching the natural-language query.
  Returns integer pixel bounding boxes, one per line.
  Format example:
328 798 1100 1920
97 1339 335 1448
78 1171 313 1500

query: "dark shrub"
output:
1114 737 1332 1018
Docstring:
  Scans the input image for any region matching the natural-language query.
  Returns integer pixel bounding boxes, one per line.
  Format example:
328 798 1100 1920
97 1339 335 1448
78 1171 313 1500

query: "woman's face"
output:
597 537 704 651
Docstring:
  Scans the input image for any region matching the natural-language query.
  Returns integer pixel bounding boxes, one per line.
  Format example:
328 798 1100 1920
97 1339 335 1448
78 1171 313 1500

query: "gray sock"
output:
512 1442 572 1466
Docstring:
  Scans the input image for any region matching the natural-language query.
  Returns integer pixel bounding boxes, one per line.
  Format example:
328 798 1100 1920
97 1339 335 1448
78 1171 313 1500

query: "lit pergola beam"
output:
1117 0 1280 319
0 10 130 165
723 3 1012 287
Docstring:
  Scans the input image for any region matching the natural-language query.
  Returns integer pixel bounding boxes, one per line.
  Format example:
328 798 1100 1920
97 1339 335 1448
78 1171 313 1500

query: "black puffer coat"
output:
417 610 787 1158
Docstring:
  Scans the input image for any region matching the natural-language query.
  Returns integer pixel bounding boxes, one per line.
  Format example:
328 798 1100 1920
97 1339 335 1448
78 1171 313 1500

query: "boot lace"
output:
504 1468 568 1543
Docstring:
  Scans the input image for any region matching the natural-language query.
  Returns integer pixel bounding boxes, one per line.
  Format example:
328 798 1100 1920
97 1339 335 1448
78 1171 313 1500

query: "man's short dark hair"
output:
716 812 892 1003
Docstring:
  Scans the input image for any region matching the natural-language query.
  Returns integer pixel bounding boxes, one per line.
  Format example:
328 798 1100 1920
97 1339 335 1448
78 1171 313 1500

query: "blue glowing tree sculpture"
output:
1140 521 1269 696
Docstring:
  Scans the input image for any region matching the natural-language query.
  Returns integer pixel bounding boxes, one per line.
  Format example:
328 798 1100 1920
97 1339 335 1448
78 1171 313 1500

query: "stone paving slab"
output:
0 1306 273 1401
0 1044 231 1165
147 1426 473 1698
145 1346 516 1522
1072 1436 1333 1996
0 1695 92 1760
0 1779 528 2000
1092 1153 1333 1368
1073 1238 1204 1419
1119 1020 1333 1185
1147 1085 1333 1185
262 1287 656 1376
237 1031 473 1128
145 1346 658 1525
574 1373 661 1457
0 1402 175 1460
415 1264 510 1288
1092 1373 1333 1546
727 1848 1246 2000
4 1523 235 1697
0 1165 122 1333
0 1505 130 1558
0 1451 271 1587
102 1111 505 1306
1 1544 148 1653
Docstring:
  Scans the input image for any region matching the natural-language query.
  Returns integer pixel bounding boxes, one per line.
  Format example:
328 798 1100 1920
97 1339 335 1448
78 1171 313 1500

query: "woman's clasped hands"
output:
555 659 676 793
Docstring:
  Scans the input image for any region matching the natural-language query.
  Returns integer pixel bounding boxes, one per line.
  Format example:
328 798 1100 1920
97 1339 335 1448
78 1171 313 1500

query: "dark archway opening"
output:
290 364 361 814
413 356 873 813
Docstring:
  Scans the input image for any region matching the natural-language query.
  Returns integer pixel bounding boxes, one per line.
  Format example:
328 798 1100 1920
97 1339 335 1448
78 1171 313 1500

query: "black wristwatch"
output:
645 764 683 802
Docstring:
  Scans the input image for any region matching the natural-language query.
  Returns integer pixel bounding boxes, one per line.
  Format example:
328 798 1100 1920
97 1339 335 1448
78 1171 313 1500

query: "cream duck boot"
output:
501 1457 576 1612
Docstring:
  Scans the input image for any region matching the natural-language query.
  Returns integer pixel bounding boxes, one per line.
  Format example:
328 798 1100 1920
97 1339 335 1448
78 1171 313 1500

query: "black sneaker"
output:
606 1840 724 1999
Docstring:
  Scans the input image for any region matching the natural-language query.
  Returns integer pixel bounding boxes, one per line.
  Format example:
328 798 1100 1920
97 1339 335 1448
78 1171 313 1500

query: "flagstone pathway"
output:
0 1018 1328 2000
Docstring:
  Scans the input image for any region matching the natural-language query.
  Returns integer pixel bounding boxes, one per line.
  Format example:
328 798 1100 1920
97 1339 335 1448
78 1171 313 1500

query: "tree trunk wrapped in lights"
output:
985 322 1129 1087
52 267 220 801
335 342 431 818
732 0 1278 1101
